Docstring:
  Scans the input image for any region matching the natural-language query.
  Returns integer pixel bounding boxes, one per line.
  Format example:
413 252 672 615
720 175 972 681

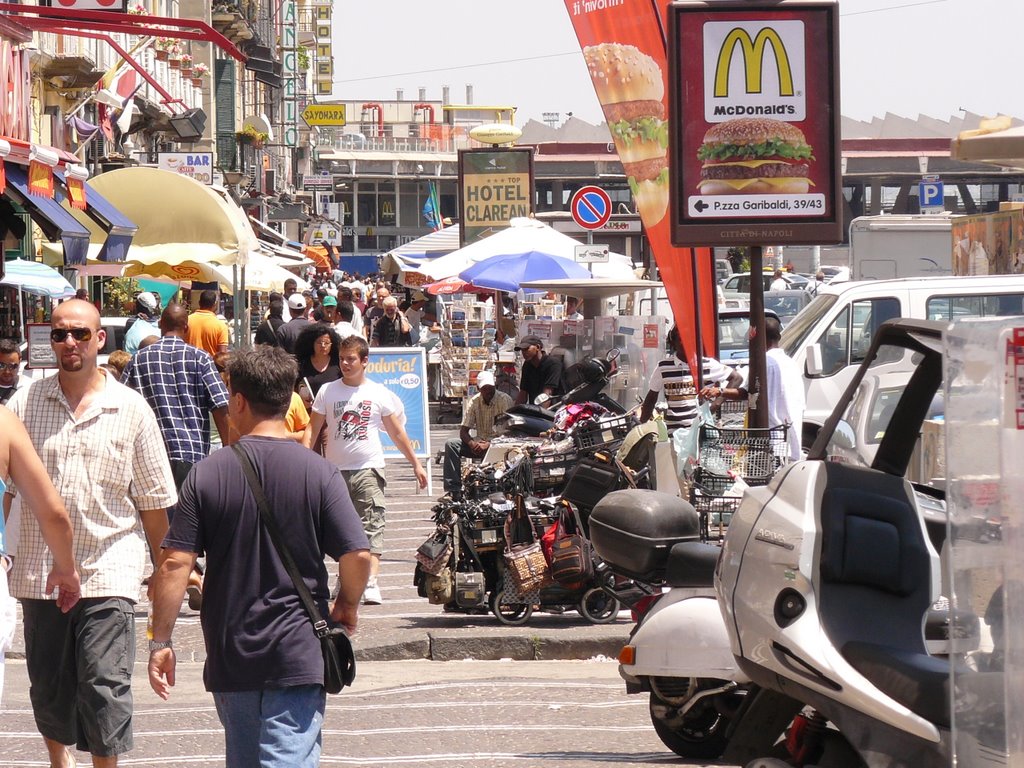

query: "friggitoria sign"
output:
158 152 214 185
670 1 842 247
457 148 534 246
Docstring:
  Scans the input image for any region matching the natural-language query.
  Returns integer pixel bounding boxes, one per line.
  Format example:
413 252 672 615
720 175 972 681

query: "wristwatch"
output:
149 639 173 653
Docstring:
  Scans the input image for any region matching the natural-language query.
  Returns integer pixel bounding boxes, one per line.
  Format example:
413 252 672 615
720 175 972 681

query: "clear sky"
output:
332 0 1021 127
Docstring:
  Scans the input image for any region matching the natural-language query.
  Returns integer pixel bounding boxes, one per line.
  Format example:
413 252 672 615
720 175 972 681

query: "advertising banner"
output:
365 347 431 461
158 153 214 185
564 0 717 376
458 148 534 247
952 209 1024 276
669 1 842 246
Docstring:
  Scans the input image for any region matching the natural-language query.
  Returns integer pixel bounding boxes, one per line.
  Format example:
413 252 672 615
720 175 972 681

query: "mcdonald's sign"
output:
670 1 842 247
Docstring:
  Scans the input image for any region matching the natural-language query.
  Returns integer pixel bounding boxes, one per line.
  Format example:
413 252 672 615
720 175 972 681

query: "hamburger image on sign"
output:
697 117 813 195
584 43 668 224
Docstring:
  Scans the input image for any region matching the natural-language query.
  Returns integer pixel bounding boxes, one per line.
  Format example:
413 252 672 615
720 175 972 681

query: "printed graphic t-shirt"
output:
312 378 405 470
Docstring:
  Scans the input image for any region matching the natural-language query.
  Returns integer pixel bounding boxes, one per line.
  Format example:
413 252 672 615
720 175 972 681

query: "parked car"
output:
717 307 781 367
721 271 808 300
763 289 812 326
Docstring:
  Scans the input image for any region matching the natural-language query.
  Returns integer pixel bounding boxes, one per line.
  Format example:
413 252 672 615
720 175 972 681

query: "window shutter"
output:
214 60 237 170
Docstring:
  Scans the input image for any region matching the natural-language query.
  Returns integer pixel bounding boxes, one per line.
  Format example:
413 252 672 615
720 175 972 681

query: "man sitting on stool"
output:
443 371 513 500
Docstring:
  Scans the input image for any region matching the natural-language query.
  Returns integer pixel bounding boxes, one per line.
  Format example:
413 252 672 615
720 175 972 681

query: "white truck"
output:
849 214 954 280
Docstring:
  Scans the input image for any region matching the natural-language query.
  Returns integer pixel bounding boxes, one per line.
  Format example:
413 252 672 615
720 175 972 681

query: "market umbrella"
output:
950 117 1024 170
458 251 593 293
423 276 470 295
1 259 76 298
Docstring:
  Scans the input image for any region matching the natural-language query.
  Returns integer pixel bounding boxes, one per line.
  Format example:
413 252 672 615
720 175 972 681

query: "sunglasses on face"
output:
50 327 94 343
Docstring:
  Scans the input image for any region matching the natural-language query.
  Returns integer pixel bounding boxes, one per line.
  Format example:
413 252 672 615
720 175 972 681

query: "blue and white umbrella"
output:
1 259 76 299
459 250 593 293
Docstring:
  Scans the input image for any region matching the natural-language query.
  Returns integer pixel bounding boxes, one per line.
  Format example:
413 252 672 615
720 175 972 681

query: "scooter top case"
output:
589 490 701 583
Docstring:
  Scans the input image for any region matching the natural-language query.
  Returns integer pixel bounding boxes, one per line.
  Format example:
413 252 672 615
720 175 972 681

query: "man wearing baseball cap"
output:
514 335 564 405
442 370 512 500
275 293 312 355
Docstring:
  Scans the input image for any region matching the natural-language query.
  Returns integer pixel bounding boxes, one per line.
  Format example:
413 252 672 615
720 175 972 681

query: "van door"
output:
802 296 902 443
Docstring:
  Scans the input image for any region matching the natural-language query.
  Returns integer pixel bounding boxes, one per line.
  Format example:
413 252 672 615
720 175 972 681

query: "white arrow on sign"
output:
574 244 610 263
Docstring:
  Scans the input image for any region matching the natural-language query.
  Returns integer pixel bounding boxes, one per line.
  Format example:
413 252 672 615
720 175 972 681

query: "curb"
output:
354 632 626 662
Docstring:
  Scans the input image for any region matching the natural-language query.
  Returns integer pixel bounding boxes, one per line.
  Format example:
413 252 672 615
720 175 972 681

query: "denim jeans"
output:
443 438 476 493
214 685 326 768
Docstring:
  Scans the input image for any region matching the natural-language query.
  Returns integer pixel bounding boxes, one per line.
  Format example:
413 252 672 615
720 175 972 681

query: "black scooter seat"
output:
664 542 720 588
842 641 951 728
506 403 557 420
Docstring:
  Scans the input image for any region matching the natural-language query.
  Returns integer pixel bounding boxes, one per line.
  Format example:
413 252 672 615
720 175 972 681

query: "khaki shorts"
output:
341 468 387 554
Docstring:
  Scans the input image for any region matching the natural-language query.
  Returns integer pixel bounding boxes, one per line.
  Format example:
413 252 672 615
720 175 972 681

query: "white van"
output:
781 275 1024 447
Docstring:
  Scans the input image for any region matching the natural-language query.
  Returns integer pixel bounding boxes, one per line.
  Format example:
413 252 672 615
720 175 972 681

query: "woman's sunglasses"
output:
50 327 94 343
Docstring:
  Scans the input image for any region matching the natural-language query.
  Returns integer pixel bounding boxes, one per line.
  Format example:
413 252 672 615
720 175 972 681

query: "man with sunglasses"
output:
6 299 177 767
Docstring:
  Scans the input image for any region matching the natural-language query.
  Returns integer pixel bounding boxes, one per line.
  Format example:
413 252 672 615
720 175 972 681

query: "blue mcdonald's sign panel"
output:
364 347 430 460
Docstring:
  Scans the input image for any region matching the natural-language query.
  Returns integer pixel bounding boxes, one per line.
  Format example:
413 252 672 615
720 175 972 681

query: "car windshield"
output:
765 295 804 318
781 293 838 356
719 315 750 354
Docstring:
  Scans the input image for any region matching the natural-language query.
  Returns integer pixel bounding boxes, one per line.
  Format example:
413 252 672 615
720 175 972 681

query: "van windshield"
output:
781 294 838 357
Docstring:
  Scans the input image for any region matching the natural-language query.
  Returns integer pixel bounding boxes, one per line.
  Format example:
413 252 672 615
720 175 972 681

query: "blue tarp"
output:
5 162 91 266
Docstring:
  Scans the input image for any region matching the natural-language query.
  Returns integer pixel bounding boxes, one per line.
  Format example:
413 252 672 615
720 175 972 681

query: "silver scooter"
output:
717 319 1002 768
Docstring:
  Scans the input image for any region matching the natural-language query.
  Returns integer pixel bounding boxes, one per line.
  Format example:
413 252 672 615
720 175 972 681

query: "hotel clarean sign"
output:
669 1 842 246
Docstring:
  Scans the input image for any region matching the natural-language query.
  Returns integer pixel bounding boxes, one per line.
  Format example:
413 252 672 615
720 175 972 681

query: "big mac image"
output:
697 117 814 195
584 43 668 224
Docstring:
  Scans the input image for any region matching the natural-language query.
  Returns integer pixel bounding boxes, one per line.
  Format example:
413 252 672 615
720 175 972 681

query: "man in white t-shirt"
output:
306 335 427 604
763 315 805 460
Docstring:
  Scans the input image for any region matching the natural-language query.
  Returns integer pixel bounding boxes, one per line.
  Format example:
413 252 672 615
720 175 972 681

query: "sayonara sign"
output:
457 148 534 246
158 152 214 185
364 347 431 461
669 1 842 247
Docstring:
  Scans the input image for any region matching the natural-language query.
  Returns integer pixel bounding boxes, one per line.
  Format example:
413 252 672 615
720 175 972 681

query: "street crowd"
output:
0 267 805 768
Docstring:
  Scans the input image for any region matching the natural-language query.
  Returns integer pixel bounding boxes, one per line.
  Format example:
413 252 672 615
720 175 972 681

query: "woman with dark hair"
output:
294 322 343 409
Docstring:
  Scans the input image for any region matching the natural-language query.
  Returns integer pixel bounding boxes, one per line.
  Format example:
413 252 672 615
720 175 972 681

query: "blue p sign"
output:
919 180 944 210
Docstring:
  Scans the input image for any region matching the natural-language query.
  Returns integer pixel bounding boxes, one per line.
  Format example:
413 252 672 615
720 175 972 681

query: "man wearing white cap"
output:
442 370 513 500
275 293 312 355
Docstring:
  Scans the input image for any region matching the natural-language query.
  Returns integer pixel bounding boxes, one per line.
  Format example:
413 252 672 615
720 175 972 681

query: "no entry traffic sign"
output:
571 185 612 230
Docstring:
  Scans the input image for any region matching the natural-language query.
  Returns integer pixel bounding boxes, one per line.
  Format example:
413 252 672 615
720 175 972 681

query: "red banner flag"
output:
28 159 54 199
0 160 6 196
66 176 88 210
563 0 717 378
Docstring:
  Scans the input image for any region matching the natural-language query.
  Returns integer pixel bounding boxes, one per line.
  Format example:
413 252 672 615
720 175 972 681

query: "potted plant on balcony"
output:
154 37 175 61
235 125 268 149
190 62 209 88
167 43 183 68
179 53 193 77
127 2 148 14
211 2 236 23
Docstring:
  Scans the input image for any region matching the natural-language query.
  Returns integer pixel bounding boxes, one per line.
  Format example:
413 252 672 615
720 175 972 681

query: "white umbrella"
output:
1 259 75 298
950 117 1024 170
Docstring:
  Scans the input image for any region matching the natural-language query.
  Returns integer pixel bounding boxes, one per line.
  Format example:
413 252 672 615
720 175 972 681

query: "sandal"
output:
186 583 203 611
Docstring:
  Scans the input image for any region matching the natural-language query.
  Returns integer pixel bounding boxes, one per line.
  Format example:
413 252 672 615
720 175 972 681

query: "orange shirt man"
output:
187 289 229 357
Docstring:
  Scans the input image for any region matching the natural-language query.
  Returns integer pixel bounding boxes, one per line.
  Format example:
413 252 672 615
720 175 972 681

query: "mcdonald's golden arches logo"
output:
703 20 806 123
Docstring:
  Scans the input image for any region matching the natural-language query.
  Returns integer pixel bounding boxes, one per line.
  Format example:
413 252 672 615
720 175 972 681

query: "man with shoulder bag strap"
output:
147 346 371 768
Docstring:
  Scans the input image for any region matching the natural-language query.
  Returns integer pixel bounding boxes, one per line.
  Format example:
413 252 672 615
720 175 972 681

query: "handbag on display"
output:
232 445 355 694
548 501 592 588
502 495 549 593
415 529 453 575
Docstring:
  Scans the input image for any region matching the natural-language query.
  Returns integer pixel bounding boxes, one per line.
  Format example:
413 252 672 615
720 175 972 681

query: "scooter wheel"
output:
648 687 730 760
490 590 533 626
578 587 620 624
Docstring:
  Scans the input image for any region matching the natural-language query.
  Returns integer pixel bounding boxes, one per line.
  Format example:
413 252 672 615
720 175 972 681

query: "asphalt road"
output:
0 659 695 767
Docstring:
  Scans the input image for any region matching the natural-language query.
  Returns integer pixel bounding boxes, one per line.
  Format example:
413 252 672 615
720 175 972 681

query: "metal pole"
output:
747 245 768 428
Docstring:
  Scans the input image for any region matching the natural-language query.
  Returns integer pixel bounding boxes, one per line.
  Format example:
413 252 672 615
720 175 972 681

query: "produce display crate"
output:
698 424 788 480
572 413 638 453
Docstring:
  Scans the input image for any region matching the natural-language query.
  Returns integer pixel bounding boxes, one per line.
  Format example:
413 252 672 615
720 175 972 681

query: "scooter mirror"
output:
605 347 621 362
831 419 857 450
534 393 551 406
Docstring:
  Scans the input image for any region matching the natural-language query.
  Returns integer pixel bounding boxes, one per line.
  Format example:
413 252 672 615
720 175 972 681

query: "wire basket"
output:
716 400 748 427
689 488 742 542
698 424 788 480
572 413 638 453
531 451 579 492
